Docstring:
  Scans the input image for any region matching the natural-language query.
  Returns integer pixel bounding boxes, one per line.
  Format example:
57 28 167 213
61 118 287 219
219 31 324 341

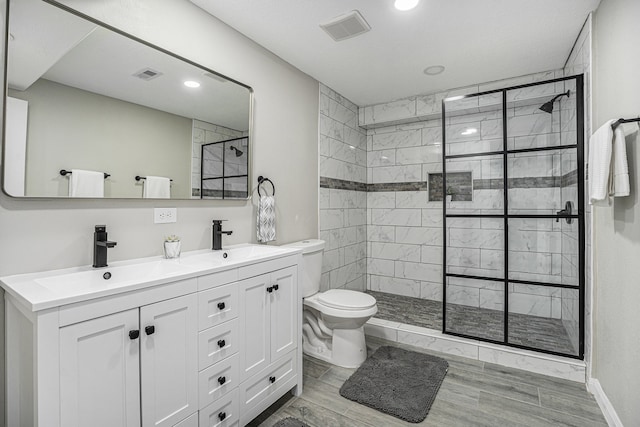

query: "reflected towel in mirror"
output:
143 176 171 199
69 169 104 198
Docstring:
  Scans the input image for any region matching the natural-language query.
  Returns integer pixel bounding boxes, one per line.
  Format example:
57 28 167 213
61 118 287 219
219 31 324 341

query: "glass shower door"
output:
443 76 584 358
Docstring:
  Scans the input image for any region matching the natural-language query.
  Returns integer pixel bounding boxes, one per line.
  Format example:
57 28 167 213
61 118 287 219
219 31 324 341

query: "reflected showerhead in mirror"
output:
539 90 571 114
229 146 243 157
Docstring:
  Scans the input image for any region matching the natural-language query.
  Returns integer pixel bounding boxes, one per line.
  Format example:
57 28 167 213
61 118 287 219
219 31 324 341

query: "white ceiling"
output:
190 0 601 106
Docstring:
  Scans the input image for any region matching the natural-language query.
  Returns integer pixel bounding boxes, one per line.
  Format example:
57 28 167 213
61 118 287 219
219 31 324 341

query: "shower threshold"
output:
367 291 576 356
365 291 585 382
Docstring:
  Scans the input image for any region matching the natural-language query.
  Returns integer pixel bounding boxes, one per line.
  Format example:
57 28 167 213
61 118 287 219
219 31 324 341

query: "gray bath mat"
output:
272 417 309 427
339 346 448 423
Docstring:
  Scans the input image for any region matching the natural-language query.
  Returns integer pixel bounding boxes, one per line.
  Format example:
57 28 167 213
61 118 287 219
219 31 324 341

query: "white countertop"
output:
0 244 301 312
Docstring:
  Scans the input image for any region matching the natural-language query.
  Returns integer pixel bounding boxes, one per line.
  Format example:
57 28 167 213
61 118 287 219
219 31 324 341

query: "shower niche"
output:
442 76 584 358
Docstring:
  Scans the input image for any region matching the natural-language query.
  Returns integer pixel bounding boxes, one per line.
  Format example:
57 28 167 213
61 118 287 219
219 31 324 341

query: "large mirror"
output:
3 0 252 199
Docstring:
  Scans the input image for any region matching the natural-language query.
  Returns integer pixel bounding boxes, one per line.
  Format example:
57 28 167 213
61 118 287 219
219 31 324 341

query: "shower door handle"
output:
556 201 574 224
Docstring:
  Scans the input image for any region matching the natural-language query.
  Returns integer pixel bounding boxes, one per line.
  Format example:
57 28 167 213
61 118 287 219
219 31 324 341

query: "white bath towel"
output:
609 126 630 197
588 120 615 205
143 176 171 198
69 169 104 198
257 195 276 243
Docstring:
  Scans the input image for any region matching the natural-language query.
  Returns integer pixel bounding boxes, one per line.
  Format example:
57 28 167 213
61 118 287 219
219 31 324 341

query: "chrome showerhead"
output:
229 146 243 157
539 90 571 114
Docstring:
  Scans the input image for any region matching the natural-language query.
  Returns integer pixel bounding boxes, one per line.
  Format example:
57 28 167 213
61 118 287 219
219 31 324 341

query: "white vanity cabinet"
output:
59 294 198 427
2 247 302 427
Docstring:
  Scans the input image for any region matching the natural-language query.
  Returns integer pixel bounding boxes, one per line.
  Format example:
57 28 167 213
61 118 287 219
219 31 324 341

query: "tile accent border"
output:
365 317 587 383
319 176 367 192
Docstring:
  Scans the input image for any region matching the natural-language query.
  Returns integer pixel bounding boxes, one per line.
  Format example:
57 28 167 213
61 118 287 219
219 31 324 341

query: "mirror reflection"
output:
3 0 252 199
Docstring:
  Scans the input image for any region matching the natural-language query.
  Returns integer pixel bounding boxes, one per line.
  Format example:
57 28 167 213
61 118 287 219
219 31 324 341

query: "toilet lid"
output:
317 290 376 310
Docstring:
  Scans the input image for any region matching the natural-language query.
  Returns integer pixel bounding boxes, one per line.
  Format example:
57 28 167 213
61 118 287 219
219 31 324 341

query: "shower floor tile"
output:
367 291 576 356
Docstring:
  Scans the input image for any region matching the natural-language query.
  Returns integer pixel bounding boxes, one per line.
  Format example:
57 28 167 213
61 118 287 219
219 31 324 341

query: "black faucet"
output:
212 220 232 250
93 225 117 268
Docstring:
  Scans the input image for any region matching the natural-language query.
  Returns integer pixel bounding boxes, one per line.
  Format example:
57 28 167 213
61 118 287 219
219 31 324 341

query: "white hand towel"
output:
69 169 104 198
588 120 615 205
609 126 630 197
257 195 276 243
143 176 171 199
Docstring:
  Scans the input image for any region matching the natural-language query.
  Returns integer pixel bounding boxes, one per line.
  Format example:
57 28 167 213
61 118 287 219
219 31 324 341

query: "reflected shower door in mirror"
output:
199 137 249 199
3 0 253 200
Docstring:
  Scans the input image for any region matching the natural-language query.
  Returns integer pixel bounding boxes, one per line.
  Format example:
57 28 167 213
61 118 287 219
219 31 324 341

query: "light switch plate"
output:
154 208 177 223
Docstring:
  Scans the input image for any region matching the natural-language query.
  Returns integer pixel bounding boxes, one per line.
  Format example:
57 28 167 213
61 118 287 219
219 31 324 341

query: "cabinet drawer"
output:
199 283 239 331
199 319 239 370
197 269 238 291
199 388 239 427
199 353 239 409
173 412 198 427
239 352 297 415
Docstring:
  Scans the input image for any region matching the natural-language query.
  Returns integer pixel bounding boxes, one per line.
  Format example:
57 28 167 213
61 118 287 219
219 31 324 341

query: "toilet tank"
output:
282 239 325 298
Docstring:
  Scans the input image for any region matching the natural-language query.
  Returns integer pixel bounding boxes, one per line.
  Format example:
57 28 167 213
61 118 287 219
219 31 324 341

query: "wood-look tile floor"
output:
247 337 606 427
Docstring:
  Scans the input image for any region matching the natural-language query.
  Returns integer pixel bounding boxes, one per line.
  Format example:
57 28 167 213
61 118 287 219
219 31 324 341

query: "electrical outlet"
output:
154 208 177 224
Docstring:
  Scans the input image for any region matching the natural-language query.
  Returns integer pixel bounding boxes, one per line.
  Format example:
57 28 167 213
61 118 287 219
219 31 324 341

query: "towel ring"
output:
257 176 275 196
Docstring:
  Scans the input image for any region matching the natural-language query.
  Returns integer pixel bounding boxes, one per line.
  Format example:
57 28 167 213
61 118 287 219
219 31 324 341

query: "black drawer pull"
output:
129 330 140 340
218 376 226 385
218 412 226 421
145 325 155 335
218 339 226 348
273 284 279 291
269 376 276 383
217 302 226 310
266 286 273 293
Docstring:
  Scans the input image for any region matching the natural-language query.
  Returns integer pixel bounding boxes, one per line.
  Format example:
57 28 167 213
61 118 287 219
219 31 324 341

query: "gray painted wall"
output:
592 0 640 424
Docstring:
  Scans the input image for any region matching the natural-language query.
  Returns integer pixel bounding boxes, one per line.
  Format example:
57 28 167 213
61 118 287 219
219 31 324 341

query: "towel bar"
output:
135 176 173 182
60 169 110 179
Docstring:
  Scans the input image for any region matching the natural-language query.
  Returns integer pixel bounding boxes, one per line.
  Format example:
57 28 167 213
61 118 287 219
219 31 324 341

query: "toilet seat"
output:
318 289 376 310
304 290 378 319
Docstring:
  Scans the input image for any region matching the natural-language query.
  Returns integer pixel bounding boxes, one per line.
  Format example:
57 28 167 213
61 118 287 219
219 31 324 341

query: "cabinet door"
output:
270 266 298 361
60 309 140 427
239 273 270 381
140 294 198 427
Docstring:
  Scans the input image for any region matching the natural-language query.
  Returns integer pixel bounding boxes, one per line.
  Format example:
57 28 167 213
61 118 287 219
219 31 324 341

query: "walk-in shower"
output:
370 75 584 359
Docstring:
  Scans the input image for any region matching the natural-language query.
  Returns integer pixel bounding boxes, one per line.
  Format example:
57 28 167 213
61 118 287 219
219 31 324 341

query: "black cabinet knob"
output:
145 325 155 335
218 339 226 348
266 286 273 293
269 376 276 383
273 284 279 291
218 376 226 385
218 412 226 421
217 302 226 310
129 330 140 340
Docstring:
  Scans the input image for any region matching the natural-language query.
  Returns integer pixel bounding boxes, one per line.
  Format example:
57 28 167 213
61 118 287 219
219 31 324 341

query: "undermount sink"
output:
35 260 192 294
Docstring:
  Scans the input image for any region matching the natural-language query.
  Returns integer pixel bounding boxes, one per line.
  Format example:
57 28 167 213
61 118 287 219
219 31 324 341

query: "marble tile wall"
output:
191 119 245 198
319 84 367 292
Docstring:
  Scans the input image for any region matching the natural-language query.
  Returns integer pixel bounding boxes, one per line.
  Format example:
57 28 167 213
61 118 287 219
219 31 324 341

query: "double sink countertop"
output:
0 244 301 312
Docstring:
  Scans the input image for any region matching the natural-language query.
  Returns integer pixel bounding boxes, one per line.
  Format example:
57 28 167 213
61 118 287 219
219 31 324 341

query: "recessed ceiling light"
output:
461 128 478 136
424 65 445 76
184 80 200 88
394 0 419 11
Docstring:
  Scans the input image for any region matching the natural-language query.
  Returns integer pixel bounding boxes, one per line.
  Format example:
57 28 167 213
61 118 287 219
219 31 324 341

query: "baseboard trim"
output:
588 378 624 427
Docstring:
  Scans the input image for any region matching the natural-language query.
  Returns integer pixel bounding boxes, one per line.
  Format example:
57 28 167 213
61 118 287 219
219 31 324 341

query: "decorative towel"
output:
257 195 276 243
69 169 104 198
588 120 615 205
609 126 630 197
143 176 171 199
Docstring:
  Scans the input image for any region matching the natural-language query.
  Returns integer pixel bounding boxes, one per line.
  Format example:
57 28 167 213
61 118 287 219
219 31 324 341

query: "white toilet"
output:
284 239 377 368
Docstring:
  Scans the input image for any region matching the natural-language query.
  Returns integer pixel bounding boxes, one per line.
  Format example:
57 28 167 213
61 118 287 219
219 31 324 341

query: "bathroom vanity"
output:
0 245 302 427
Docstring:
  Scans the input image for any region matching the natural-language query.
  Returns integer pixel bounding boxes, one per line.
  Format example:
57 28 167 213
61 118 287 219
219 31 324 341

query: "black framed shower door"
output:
441 75 585 359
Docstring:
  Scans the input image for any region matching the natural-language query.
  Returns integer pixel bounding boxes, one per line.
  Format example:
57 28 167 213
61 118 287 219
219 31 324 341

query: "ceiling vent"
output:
133 68 163 81
320 10 371 42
